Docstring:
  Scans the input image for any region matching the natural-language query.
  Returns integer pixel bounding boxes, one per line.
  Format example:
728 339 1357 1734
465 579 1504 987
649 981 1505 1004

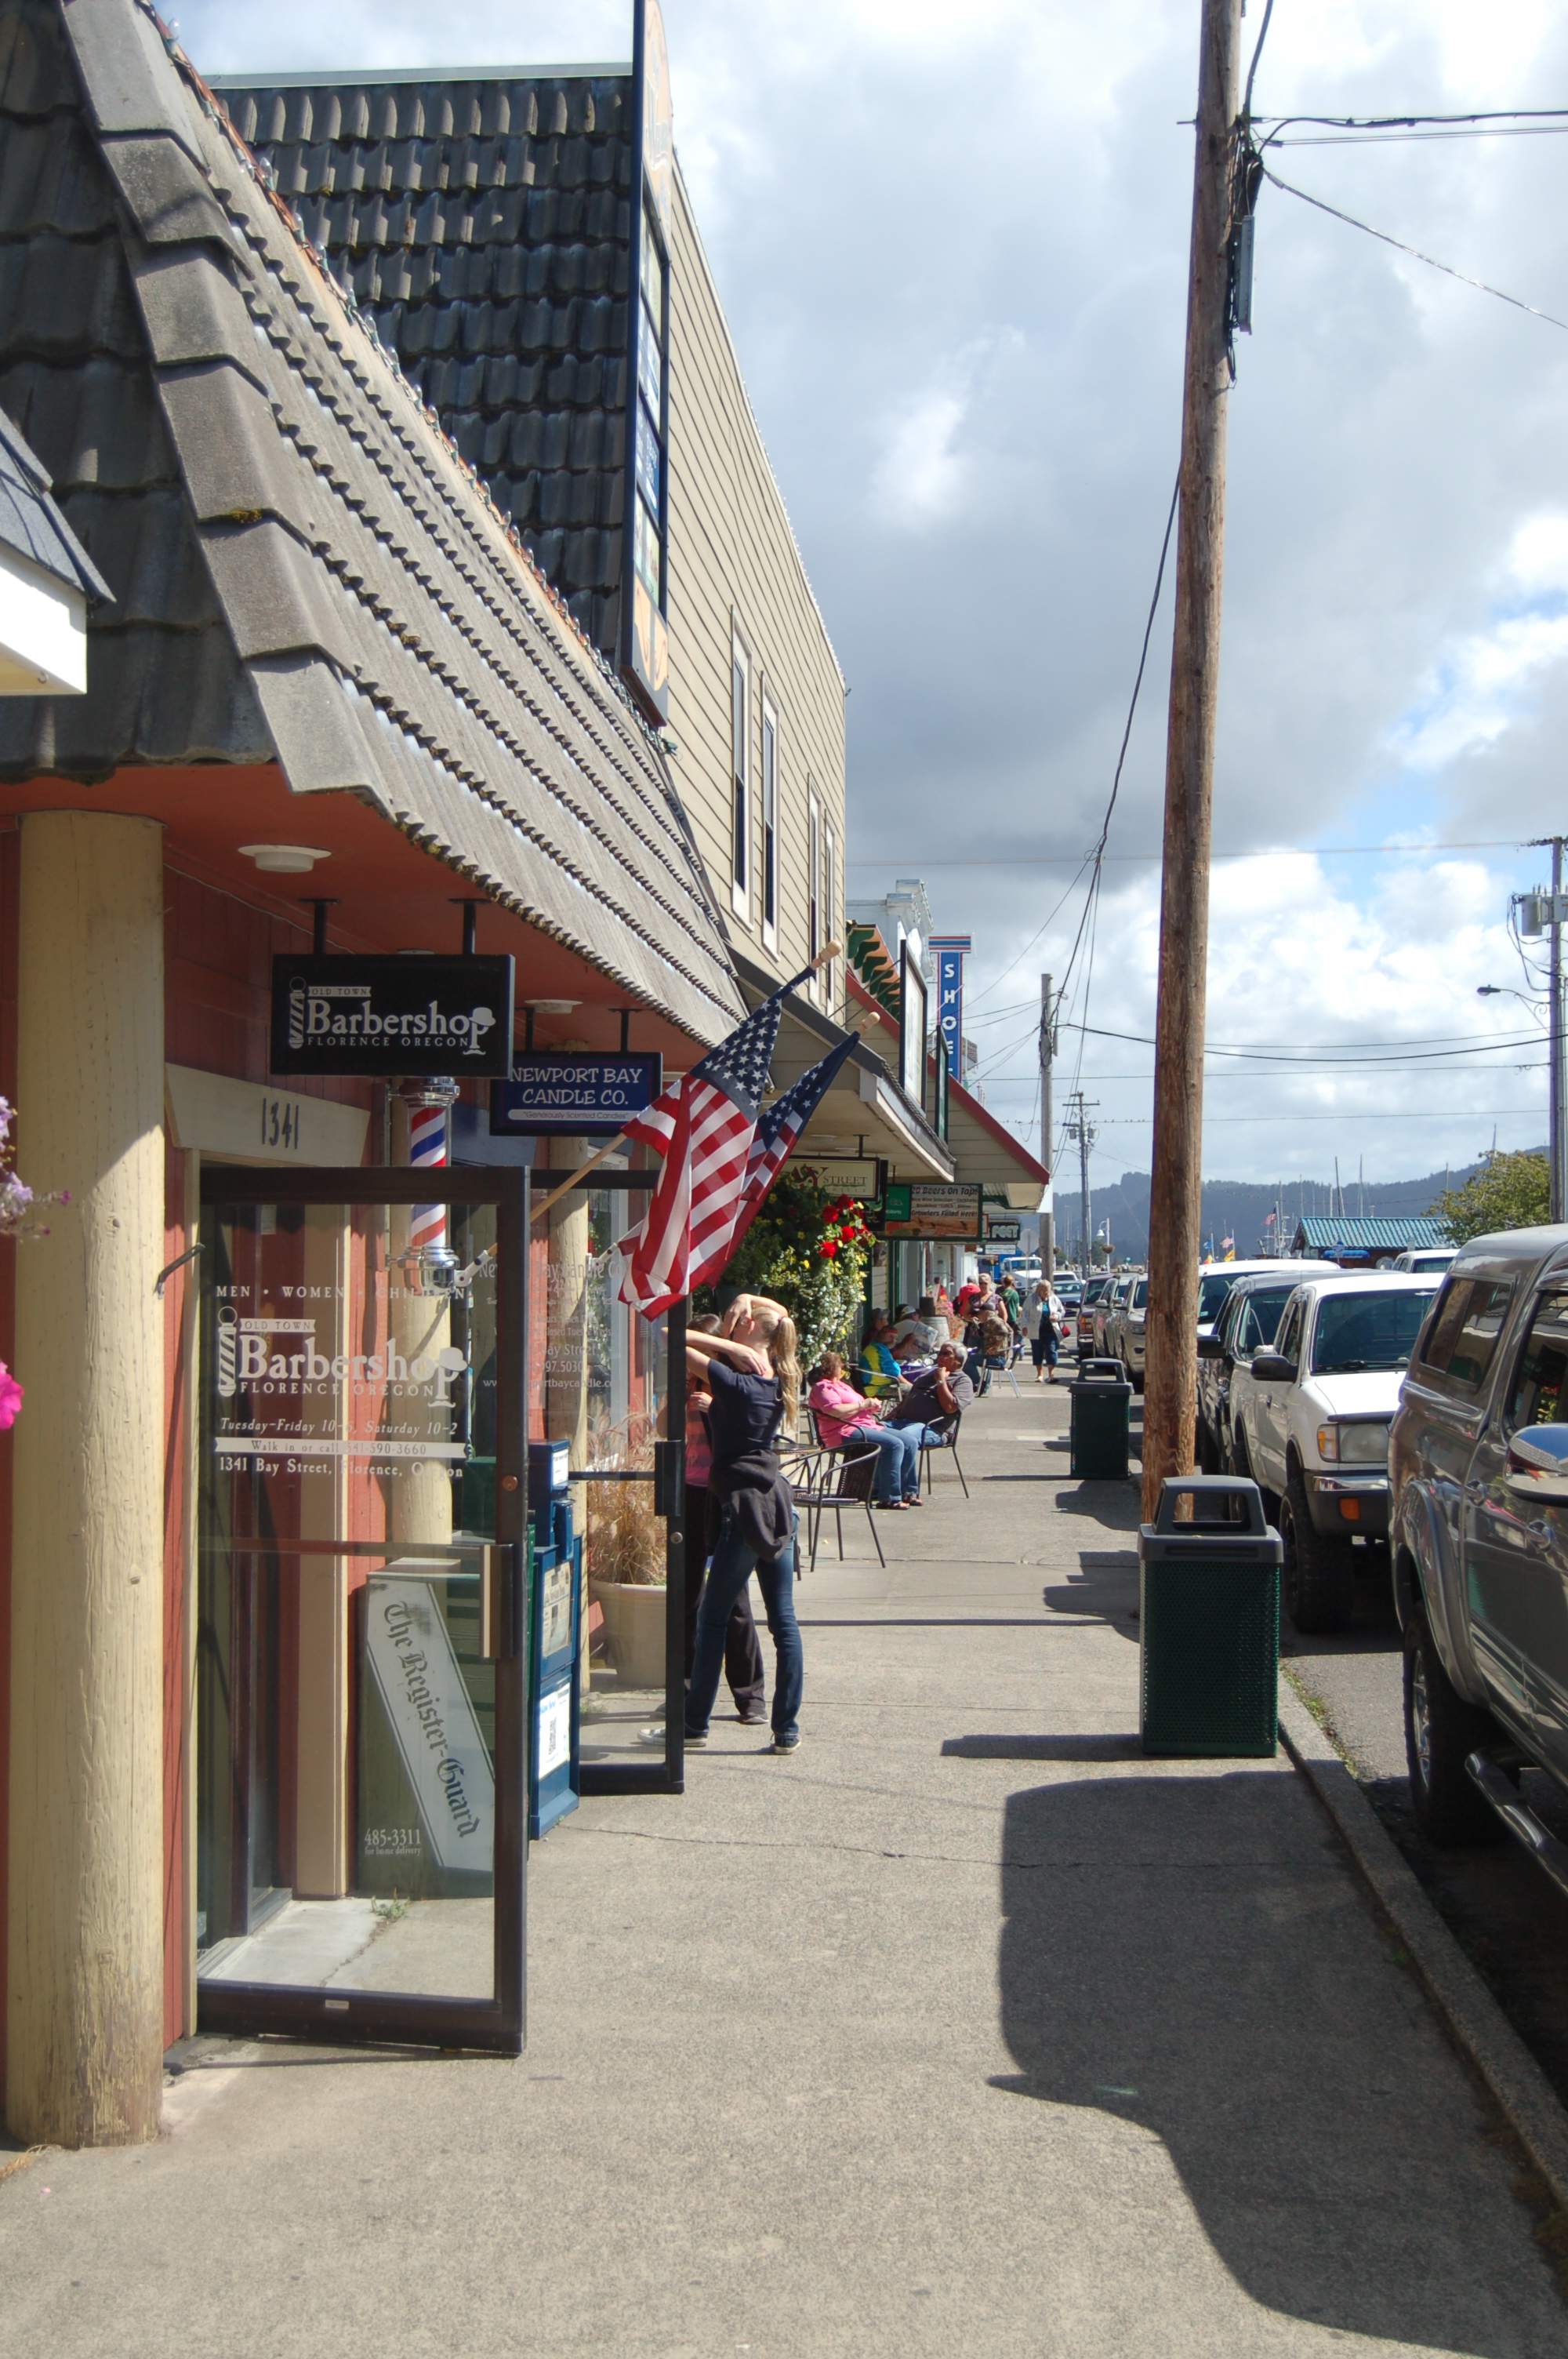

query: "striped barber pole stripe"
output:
408 1100 448 1253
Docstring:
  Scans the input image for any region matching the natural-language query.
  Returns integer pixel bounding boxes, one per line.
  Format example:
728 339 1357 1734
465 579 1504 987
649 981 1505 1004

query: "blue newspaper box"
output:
528 1445 582 1838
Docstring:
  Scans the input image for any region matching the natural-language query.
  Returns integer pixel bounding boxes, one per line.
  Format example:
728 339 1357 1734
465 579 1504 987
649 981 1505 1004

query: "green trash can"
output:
1140 1474 1281 1757
1069 1357 1132 1480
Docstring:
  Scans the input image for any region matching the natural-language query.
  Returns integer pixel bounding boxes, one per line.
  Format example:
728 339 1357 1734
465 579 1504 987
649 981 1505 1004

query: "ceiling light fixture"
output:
239 844 332 874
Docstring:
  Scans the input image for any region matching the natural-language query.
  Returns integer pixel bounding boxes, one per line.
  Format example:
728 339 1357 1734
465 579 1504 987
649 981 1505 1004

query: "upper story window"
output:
808 785 822 986
731 634 750 919
626 198 670 718
760 697 779 950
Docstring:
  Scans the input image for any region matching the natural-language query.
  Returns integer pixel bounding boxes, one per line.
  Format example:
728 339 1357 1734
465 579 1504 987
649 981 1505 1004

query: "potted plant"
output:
584 1408 666 1690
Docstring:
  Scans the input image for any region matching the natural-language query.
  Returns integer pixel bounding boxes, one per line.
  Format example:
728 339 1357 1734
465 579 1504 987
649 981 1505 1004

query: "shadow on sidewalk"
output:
993 1770 1544 2351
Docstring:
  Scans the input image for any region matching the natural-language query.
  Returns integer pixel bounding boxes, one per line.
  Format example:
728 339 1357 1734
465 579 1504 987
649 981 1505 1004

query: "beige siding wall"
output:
663 161 846 1007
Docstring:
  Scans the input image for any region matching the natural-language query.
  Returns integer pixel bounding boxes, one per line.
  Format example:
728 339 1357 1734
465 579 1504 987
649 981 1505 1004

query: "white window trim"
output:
807 783 822 995
822 814 837 1011
760 692 779 954
731 631 750 924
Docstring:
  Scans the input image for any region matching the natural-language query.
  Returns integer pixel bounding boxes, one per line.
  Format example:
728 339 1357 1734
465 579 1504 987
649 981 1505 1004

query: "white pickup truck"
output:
1225 1273 1439 1633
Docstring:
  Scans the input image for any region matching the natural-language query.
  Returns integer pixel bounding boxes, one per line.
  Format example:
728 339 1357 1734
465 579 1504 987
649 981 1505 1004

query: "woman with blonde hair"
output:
683 1291 804 1754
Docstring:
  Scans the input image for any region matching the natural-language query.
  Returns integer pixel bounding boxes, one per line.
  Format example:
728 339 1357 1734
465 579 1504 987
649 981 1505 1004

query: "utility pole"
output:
1546 839 1555 1227
1142 0 1245 1520
1520 840 1568 1219
1066 1092 1098 1269
1039 974 1055 1274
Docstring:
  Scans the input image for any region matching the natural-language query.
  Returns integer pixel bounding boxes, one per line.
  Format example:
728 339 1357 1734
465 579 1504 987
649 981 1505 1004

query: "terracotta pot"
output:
588 1579 667 1689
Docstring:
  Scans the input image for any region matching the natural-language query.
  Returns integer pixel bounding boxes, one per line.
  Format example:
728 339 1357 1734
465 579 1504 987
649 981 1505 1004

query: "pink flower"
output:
0 1362 24 1428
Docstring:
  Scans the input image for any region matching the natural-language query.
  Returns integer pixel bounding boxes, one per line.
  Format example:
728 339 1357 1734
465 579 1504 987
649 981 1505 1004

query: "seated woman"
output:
858 1312 905 1396
807 1351 916 1509
891 1295 946 1361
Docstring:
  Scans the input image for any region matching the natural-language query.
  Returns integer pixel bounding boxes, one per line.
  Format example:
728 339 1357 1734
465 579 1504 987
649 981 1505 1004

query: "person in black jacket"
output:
683 1292 804 1754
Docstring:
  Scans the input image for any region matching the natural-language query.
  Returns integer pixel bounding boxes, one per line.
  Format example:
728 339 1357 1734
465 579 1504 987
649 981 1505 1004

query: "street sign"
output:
787 1154 884 1201
880 1180 984 1240
985 1215 1022 1245
491 1052 663 1136
270 954 514 1078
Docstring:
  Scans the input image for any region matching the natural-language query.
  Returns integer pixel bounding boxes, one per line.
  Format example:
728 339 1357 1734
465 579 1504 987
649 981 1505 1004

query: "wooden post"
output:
7 812 165 2146
1142 0 1244 1522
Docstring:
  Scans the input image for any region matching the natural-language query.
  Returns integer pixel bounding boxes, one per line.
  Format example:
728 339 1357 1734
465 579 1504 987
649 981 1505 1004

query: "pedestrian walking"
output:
683 1292 804 1755
1023 1277 1063 1383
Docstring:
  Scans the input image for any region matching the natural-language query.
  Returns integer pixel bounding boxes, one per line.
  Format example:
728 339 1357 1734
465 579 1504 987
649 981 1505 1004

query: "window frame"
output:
759 692 779 951
822 814 837 1009
730 631 750 922
807 783 822 987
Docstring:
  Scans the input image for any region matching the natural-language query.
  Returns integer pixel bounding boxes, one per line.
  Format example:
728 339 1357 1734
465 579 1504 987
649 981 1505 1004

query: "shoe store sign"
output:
270 954 515 1078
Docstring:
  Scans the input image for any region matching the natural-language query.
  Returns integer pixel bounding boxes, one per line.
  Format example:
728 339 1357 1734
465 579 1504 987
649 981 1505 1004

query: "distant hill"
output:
1034 1154 1526 1266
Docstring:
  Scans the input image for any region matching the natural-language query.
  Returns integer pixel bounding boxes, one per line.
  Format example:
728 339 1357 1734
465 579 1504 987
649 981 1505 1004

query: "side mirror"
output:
1504 1424 1568 1505
1196 1332 1226 1361
1251 1351 1297 1383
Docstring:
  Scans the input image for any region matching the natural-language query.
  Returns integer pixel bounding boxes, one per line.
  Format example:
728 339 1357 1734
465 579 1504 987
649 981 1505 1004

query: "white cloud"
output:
1388 514 1568 769
869 387 969 532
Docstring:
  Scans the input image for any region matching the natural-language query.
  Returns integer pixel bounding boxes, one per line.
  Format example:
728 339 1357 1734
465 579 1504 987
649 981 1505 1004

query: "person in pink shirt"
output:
808 1351 918 1509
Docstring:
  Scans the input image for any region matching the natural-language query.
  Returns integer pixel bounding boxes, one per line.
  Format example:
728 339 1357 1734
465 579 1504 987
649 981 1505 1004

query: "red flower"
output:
820 1240 838 1259
839 1225 855 1241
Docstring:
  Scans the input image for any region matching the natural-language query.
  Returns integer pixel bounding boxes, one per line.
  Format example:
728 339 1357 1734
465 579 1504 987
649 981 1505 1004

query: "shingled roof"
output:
0 0 741 1043
215 66 633 663
0 405 110 599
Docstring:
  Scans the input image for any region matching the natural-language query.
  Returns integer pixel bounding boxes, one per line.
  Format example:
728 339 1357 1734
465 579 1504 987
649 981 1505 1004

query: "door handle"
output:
653 1438 684 1518
479 1542 518 1661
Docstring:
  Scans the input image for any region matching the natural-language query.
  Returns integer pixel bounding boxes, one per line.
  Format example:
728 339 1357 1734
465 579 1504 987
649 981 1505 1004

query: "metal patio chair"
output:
920 1408 970 1497
811 1443 885 1571
982 1350 1021 1400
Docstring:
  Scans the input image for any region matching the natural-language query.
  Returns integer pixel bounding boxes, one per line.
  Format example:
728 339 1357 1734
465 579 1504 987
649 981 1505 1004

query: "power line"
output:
1259 159 1568 335
847 839 1524 868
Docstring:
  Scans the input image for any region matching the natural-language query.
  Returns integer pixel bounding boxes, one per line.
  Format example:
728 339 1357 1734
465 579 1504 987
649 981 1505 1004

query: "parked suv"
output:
1109 1275 1149 1389
1392 1246 1458 1275
1195 1263 1340 1474
1094 1272 1138 1364
1391 1229 1568 1863
1076 1276 1110 1354
1227 1272 1439 1631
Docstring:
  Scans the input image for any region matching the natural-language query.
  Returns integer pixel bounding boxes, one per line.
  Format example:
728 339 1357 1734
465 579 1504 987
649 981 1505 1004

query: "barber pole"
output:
408 1096 449 1255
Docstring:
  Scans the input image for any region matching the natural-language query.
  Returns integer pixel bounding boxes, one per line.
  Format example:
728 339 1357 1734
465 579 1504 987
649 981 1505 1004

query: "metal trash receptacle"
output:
1140 1474 1281 1757
1070 1357 1132 1480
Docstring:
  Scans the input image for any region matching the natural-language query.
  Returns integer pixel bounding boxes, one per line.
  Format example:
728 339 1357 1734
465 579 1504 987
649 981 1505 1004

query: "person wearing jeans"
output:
881 1343 976 1505
808 1352 913 1507
687 1502 804 1748
683 1292 806 1754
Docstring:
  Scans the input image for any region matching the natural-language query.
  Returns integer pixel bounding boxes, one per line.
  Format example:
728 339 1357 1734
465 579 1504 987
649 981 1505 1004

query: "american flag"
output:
618 972 856 1317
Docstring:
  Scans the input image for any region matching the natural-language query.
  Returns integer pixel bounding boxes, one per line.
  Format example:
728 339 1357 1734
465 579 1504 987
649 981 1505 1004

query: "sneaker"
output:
683 1731 708 1750
771 1732 801 1754
736 1707 768 1725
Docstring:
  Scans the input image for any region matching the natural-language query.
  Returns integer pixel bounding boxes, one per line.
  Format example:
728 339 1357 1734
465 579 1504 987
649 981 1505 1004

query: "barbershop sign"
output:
270 955 514 1078
491 1052 662 1136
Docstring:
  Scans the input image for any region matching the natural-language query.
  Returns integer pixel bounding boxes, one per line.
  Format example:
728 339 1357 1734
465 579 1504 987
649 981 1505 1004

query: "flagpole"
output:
528 943 842 1224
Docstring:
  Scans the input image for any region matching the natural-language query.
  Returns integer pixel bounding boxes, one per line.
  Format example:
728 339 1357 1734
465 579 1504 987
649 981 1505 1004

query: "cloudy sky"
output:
182 0 1568 1203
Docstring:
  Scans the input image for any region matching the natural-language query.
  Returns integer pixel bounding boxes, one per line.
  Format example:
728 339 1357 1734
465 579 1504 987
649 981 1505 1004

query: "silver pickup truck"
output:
1391 1226 1568 1881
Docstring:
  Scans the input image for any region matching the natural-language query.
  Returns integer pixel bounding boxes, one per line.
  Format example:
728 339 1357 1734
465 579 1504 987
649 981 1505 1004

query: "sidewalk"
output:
2 1381 1564 2357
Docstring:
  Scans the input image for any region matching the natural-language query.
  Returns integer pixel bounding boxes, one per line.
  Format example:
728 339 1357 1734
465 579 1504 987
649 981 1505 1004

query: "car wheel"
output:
1403 1604 1505 1847
1279 1462 1356 1634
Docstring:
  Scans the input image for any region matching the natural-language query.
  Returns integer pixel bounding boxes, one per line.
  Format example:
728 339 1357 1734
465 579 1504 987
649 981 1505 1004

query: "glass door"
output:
536 1176 685 1796
194 1165 528 2052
